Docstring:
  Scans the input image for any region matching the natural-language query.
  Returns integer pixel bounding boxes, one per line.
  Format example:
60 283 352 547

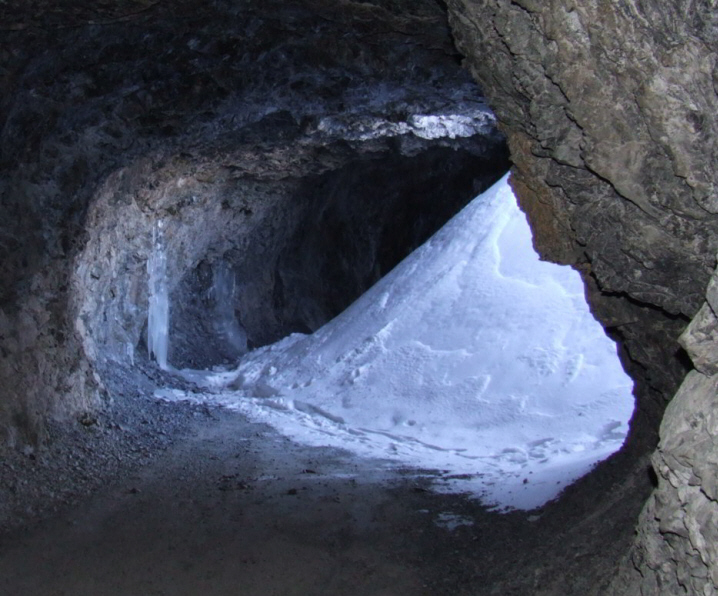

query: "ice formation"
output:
158 175 635 510
147 221 170 370
211 261 248 355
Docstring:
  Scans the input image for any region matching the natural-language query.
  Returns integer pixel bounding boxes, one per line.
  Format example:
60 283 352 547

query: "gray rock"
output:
680 302 718 377
2 0 718 592
446 0 718 592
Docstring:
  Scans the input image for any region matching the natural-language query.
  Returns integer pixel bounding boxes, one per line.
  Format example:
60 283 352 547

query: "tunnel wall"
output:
445 0 718 592
1 0 717 591
0 0 503 444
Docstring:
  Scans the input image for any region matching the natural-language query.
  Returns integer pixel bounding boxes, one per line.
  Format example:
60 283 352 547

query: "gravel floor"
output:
0 363 652 596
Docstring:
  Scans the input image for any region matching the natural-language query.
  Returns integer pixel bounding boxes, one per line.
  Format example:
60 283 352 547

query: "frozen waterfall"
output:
147 221 170 370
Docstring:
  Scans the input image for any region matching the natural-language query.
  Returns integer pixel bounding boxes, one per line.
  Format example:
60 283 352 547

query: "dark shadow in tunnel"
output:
167 142 510 369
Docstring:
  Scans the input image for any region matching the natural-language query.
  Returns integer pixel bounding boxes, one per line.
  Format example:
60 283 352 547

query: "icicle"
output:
211 260 248 355
147 220 170 369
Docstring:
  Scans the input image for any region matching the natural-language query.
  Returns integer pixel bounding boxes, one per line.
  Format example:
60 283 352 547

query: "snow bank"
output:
162 174 635 510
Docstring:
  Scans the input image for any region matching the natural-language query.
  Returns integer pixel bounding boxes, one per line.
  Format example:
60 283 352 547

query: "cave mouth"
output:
151 174 635 511
44 0 644 530
0 0 704 591
72 108 634 510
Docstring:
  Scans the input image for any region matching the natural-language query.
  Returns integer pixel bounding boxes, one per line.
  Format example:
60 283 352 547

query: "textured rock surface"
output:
611 369 718 594
2 0 718 593
0 0 507 443
609 266 718 594
446 1 718 592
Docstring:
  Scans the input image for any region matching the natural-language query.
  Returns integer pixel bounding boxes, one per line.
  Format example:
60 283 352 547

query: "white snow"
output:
408 114 491 140
158 174 635 511
316 107 496 142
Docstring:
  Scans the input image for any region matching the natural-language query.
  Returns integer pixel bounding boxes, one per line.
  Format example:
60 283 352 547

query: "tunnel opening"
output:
56 0 644 519
68 88 636 512
149 172 635 510
1 0 709 592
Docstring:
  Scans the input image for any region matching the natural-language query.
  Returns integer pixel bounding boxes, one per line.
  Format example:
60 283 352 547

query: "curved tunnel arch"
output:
0 0 715 593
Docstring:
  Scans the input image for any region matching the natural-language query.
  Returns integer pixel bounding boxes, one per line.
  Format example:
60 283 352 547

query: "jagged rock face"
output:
78 141 502 373
446 1 718 593
3 0 718 592
0 0 507 443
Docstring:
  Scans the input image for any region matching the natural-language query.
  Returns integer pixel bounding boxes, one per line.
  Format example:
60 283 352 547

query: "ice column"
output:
147 221 170 369
211 261 248 355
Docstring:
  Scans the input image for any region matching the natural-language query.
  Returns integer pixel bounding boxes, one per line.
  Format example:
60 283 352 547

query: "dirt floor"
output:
0 393 651 596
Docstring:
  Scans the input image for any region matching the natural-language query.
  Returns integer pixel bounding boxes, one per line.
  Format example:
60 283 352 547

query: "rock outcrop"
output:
446 0 718 592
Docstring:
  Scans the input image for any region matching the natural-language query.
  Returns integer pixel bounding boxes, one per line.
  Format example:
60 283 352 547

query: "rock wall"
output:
609 275 718 594
445 0 718 592
3 0 717 590
0 0 506 444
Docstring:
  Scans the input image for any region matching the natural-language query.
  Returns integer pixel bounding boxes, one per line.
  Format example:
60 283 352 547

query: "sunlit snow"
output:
157 174 635 510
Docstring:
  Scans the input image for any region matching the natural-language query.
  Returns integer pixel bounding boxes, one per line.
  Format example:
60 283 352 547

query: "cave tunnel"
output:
1 0 717 594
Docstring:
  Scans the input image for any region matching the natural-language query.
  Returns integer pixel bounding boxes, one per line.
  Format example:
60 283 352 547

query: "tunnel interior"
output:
73 122 509 376
164 144 509 369
0 0 711 593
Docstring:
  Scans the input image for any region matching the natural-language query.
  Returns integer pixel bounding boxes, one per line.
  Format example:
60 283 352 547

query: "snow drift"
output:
160 174 635 510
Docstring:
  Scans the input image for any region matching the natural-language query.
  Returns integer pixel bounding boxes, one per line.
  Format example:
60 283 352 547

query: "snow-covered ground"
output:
156 174 635 511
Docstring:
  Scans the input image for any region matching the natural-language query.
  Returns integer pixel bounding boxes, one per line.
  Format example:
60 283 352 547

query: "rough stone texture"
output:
611 369 718 595
449 1 718 310
445 1 718 592
679 264 718 378
613 266 718 594
0 0 507 444
2 0 718 592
